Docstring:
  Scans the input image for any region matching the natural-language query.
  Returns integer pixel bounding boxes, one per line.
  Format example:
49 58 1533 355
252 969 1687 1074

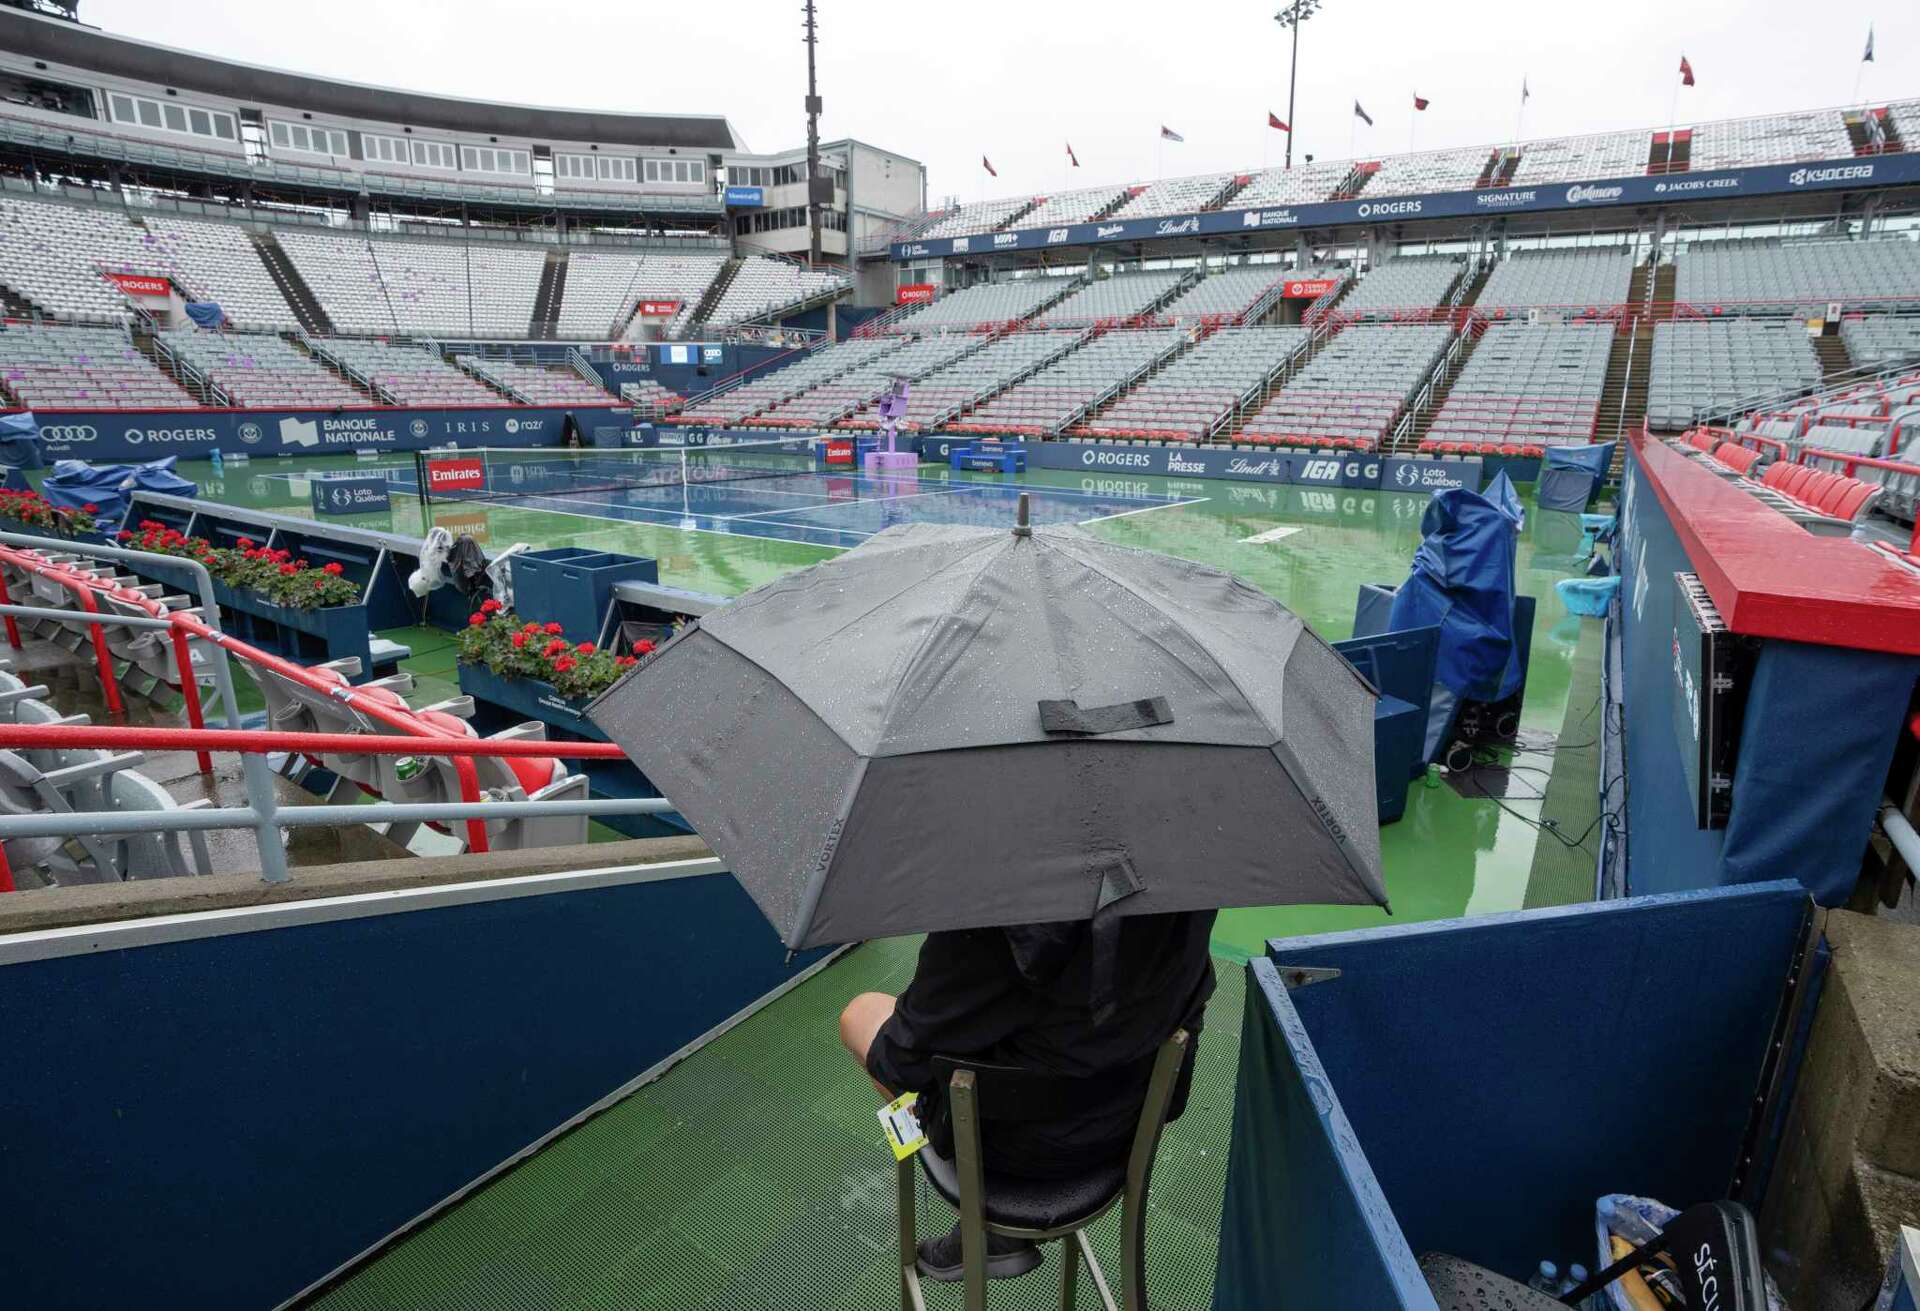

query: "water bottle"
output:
1560 1263 1589 1294
210 447 224 475
1598 1196 1664 1246
1525 1260 1560 1293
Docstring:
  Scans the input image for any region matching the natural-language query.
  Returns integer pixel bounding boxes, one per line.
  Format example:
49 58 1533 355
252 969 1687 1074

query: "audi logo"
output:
39 425 99 444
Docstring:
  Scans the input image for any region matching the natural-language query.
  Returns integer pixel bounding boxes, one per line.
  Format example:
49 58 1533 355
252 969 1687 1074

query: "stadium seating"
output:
1646 319 1821 429
1673 239 1920 316
1232 160 1351 208
1334 257 1464 321
556 250 727 340
1688 110 1854 171
703 256 849 331
1035 271 1184 327
0 323 196 409
144 216 299 332
1107 173 1236 219
1367 148 1491 198
1420 321 1613 455
307 337 509 407
1155 267 1287 324
620 379 685 412
672 337 905 426
918 197 1033 240
949 328 1184 436
749 333 981 428
456 357 619 406
274 229 545 337
1017 185 1131 228
1839 317 1920 372
159 329 367 409
1474 247 1636 319
0 194 178 324
845 331 1083 433
1754 457 1881 522
1239 323 1453 449
1078 325 1307 441
889 278 1071 332
1509 131 1646 184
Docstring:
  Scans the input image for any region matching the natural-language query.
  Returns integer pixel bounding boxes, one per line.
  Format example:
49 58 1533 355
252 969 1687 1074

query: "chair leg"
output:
1119 1196 1148 1311
896 1159 926 1311
1059 1235 1078 1311
1076 1230 1120 1311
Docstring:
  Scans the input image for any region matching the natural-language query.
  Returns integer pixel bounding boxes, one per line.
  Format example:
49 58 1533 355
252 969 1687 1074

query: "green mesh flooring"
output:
304 937 1245 1311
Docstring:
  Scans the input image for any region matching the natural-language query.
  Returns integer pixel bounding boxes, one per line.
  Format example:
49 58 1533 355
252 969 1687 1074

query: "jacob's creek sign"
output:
891 150 1920 260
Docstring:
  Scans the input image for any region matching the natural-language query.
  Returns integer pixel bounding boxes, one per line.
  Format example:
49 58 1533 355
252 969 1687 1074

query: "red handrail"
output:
0 552 125 716
0 722 626 759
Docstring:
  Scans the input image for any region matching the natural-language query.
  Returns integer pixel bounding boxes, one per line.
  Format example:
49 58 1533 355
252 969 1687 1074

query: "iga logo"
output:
39 425 98 445
1297 459 1341 481
409 418 430 438
1046 228 1070 244
237 421 264 445
279 417 320 448
1565 184 1625 204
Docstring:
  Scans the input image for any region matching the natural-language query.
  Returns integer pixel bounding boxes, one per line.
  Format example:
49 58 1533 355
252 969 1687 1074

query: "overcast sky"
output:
89 1 1916 205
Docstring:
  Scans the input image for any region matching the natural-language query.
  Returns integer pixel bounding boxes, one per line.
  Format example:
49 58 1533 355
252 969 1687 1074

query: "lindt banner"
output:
105 272 172 297
895 284 936 304
1283 277 1339 298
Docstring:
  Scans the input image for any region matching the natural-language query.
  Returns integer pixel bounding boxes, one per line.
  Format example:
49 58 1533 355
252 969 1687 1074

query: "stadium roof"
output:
0 7 742 150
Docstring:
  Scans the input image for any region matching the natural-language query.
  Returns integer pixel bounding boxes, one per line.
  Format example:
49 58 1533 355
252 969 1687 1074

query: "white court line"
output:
1240 525 1303 544
1078 497 1209 526
475 492 868 547
721 486 974 523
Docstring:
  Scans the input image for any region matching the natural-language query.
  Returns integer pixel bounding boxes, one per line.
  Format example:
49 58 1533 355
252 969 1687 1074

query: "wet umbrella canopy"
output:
590 505 1386 950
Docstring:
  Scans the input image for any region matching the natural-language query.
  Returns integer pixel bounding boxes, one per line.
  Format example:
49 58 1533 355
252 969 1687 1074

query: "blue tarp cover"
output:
0 411 42 469
42 458 197 531
1387 481 1523 704
1543 441 1616 478
184 302 225 330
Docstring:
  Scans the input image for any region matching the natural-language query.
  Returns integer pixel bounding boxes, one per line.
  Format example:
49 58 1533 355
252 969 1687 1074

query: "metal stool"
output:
894 1030 1190 1311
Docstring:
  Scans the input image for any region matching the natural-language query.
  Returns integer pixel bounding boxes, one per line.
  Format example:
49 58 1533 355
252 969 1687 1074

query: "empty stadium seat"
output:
144 216 301 332
1336 258 1464 321
0 323 197 410
703 256 849 331
1156 267 1291 325
1474 248 1636 319
1674 239 1920 317
556 250 727 340
1080 325 1306 442
275 228 545 337
159 328 367 408
949 328 1184 436
1420 322 1612 456
1106 173 1236 219
1646 320 1821 430
674 337 907 426
752 334 982 428
890 279 1072 332
1839 317 1920 371
1239 323 1453 450
842 331 1084 433
1035 272 1183 328
456 356 619 406
306 338 509 407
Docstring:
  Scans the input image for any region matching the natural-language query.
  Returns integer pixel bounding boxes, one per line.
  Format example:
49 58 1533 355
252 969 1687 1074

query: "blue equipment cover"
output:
184 301 225 329
0 411 43 469
1544 441 1616 479
42 457 197 531
1387 481 1524 708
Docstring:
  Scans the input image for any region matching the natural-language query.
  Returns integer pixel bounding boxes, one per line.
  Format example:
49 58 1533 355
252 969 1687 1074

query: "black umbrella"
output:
589 499 1386 951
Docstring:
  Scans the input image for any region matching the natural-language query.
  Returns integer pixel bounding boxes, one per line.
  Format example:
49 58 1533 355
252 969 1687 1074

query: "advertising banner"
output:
890 151 1920 261
822 437 856 465
104 272 172 296
424 457 486 495
310 472 393 516
1024 440 1387 489
1380 456 1484 494
1283 277 1339 299
723 186 765 207
17 405 626 462
895 284 937 304
638 300 682 317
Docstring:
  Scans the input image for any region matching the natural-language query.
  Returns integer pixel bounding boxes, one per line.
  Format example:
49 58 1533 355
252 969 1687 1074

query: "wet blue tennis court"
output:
403 464 1206 550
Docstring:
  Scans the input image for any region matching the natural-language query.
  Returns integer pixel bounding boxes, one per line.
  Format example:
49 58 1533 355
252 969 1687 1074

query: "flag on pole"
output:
1160 125 1185 142
1521 78 1530 104
1413 93 1430 111
1268 111 1290 131
1679 55 1695 87
1353 100 1373 126
982 155 997 177
1066 141 1079 167
1864 25 1875 62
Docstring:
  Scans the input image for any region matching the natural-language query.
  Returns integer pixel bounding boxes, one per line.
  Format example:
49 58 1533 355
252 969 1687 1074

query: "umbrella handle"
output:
1014 492 1031 537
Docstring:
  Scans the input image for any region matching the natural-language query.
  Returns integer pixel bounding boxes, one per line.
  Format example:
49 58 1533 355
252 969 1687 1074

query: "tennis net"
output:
414 437 824 506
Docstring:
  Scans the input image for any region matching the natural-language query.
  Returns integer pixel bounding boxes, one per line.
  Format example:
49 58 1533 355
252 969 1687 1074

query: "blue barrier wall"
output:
21 404 632 463
0 865 828 1310
1615 451 1920 903
1212 882 1811 1308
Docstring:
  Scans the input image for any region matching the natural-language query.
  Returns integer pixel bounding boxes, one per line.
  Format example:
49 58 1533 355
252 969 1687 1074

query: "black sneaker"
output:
915 1222 1042 1282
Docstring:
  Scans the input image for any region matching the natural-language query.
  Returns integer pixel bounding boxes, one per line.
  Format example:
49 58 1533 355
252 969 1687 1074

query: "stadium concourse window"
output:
462 145 530 176
363 133 410 167
736 206 845 236
642 157 707 186
411 139 457 170
106 91 237 145
556 153 638 184
269 120 349 159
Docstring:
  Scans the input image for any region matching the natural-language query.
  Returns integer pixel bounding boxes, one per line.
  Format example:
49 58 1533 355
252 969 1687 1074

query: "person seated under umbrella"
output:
839 908 1216 1283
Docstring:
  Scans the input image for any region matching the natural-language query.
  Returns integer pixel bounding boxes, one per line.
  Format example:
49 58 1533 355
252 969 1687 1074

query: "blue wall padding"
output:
1721 639 1918 904
0 869 826 1311
1213 957 1438 1311
1212 882 1809 1307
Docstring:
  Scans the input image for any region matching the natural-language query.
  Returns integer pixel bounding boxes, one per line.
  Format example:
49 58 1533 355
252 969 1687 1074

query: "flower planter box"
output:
116 558 375 674
457 660 688 838
511 548 658 645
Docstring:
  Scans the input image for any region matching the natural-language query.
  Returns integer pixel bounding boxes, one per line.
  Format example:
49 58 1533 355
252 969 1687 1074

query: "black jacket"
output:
865 911 1216 1179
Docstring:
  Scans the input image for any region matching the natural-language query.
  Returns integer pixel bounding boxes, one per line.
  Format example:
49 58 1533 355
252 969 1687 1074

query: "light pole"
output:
1273 0 1321 171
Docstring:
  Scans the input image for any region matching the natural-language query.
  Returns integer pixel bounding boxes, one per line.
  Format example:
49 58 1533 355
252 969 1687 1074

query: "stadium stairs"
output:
1845 111 1906 155
0 284 43 321
1210 328 1331 444
1330 162 1378 201
1397 325 1483 454
1086 189 1136 222
529 251 567 339
684 257 742 336
133 327 215 406
290 337 382 403
1595 317 1653 448
994 196 1044 231
451 356 522 404
1815 333 1854 386
252 232 334 335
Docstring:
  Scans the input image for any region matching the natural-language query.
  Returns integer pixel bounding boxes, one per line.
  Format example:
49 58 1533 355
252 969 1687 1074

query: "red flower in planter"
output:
553 656 577 674
543 622 563 635
635 639 656 655
116 530 133 542
576 642 594 655
279 564 298 576
469 613 487 627
313 578 326 590
236 537 254 550
543 638 568 657
480 598 503 615
522 621 540 633
615 655 638 669
511 632 528 649
82 503 98 513
323 562 344 576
